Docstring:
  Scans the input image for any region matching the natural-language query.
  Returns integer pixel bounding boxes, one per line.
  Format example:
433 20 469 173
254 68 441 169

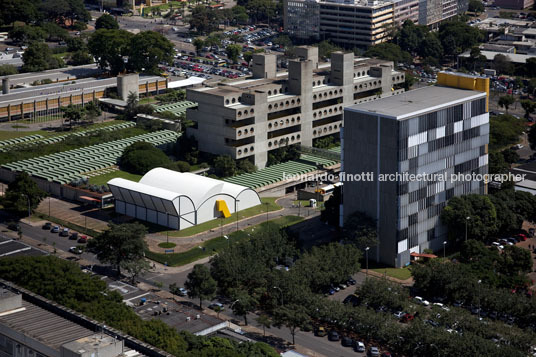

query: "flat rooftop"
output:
346 85 486 120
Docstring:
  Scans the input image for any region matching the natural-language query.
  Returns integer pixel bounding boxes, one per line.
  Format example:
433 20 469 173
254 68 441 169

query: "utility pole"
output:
365 247 370 276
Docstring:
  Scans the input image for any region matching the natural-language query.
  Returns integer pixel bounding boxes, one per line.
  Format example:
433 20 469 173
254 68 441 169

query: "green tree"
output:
529 123 536 151
184 264 217 309
213 155 237 177
2 171 47 217
22 42 64 72
193 38 205 55
128 31 174 75
237 159 257 174
488 151 509 174
87 222 148 276
316 40 341 59
246 0 276 23
343 211 378 250
440 194 498 242
499 245 532 275
230 288 258 325
321 186 341 226
189 6 220 34
88 29 133 75
120 141 171 175
419 32 443 59
0 65 18 76
69 50 93 65
120 258 151 284
498 95 515 113
40 22 69 42
395 20 428 55
403 73 416 90
9 25 47 45
273 304 309 345
40 0 90 26
520 99 536 119
439 20 482 57
95 13 119 29
468 0 484 13
525 57 536 77
364 43 412 65
0 0 39 26
61 104 85 128
256 315 272 336
493 54 514 75
226 44 242 63
490 114 524 150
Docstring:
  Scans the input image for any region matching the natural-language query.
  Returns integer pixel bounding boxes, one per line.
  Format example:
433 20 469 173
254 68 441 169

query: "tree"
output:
193 38 205 55
88 29 133 75
129 31 174 75
69 50 93 65
468 0 484 13
256 315 272 336
316 40 341 59
0 65 18 76
22 42 64 72
120 141 171 175
87 222 148 276
529 123 536 151
246 0 277 23
189 6 220 34
95 13 119 29
520 99 536 119
440 194 498 242
230 288 258 325
184 264 217 309
40 0 90 26
488 151 509 175
419 33 443 59
61 104 85 128
237 159 257 174
490 114 524 150
83 101 101 121
343 211 378 250
321 186 341 226
2 171 47 217
214 155 237 177
9 25 47 45
493 54 514 75
40 22 69 42
438 20 482 58
273 304 309 345
0 0 39 26
403 73 416 90
121 258 151 284
498 95 515 113
226 44 242 63
364 43 412 65
525 57 536 77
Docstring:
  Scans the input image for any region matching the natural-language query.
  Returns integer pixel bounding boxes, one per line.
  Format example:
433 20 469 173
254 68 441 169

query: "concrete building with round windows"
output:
107 168 261 229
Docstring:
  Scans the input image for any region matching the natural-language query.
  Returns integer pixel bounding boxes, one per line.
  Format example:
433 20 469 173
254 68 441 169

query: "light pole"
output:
224 235 229 248
230 299 240 310
273 286 283 306
443 241 447 258
465 216 471 241
477 279 482 319
365 247 370 276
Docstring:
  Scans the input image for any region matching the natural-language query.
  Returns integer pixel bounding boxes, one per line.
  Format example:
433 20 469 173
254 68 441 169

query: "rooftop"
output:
346 86 486 120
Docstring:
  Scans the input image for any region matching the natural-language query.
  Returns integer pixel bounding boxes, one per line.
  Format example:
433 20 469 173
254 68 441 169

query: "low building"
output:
512 161 536 195
108 168 262 229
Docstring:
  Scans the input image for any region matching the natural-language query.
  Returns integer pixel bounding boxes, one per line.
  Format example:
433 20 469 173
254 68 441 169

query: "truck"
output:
484 68 496 77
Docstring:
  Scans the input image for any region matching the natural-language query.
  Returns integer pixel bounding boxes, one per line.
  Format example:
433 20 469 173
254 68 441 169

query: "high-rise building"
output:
186 48 406 169
343 73 489 267
392 0 420 24
284 0 394 48
418 0 458 28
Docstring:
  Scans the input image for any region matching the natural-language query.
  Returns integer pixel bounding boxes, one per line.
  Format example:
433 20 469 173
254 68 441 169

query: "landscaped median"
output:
161 197 281 238
145 215 303 267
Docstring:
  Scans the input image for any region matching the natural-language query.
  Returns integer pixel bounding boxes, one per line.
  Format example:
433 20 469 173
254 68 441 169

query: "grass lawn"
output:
89 170 142 185
370 267 412 280
165 197 280 238
158 242 177 248
139 97 158 105
0 130 48 141
145 215 303 266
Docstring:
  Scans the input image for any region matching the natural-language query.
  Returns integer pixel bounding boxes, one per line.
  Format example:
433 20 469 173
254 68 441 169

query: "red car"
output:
516 234 528 241
400 313 414 323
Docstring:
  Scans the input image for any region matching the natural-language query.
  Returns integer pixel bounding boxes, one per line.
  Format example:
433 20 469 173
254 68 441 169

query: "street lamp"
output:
224 235 229 248
365 247 370 276
230 299 240 309
477 279 482 319
465 216 471 241
273 286 283 306
443 241 447 258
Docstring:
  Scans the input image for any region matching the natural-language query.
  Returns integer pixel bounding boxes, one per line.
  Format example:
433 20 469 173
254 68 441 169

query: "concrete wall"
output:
251 54 277 79
117 73 139 101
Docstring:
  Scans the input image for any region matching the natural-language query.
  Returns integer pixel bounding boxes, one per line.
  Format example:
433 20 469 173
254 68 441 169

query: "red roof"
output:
410 252 438 259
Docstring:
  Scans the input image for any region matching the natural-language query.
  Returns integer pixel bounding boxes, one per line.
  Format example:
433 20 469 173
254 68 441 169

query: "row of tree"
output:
1 0 89 27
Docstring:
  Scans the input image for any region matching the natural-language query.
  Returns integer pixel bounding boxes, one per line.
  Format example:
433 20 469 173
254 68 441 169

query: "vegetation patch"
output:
158 242 177 248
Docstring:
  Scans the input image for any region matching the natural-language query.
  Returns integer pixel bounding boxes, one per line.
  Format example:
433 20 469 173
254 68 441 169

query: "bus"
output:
317 182 343 195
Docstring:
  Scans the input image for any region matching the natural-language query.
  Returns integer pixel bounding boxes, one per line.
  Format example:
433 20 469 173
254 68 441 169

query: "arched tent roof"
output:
137 168 255 210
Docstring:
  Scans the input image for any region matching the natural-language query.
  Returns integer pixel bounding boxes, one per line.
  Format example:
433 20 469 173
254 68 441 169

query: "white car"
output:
355 341 365 352
394 311 405 319
69 246 83 254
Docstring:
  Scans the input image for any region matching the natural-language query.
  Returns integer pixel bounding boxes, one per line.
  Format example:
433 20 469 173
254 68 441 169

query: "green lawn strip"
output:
0 130 47 141
146 215 304 266
370 267 412 280
35 213 101 237
89 170 142 185
165 197 280 238
158 242 176 248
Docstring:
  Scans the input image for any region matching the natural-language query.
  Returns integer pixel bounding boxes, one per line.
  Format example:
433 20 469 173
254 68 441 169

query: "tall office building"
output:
186 48 405 169
283 0 394 47
418 0 458 27
343 73 490 267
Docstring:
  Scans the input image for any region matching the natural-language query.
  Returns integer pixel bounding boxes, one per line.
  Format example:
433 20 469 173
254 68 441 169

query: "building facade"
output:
418 0 458 27
186 47 405 169
284 0 394 48
393 0 420 24
494 0 534 9
343 74 489 267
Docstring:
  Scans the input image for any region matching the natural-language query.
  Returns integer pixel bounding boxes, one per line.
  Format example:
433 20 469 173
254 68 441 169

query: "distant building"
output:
284 0 394 48
418 0 458 28
494 0 534 9
393 0 420 24
343 73 489 267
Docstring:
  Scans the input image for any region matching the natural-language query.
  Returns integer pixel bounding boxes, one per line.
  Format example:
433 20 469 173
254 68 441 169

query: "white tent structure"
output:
108 168 261 229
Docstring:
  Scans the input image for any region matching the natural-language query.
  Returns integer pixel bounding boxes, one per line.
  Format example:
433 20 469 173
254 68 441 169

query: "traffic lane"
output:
17 221 99 263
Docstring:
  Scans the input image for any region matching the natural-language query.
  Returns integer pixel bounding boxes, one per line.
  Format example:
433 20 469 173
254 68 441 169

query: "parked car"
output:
69 246 83 254
7 222 20 231
354 341 366 353
368 346 380 357
401 313 415 323
328 330 340 341
341 336 353 347
51 225 60 233
42 222 52 230
393 311 405 319
208 302 224 311
60 228 69 237
315 327 327 337
381 353 392 357
77 236 88 244
69 232 79 240
347 277 356 285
